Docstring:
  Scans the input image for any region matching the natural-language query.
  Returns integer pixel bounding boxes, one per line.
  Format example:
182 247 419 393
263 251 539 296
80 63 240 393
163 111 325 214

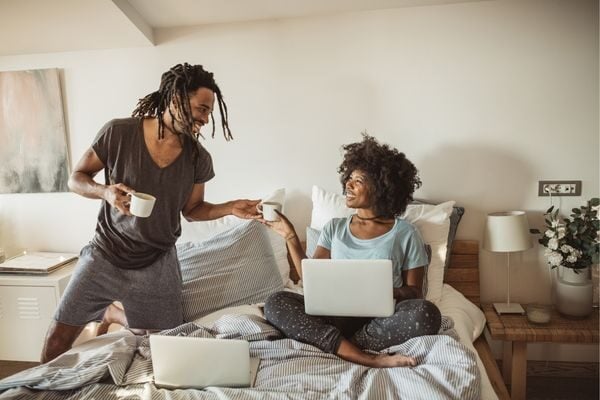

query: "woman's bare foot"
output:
97 303 127 336
336 338 417 368
372 352 417 368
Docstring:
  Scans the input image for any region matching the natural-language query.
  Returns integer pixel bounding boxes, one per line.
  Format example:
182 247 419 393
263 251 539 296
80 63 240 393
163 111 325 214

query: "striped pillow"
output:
178 220 284 322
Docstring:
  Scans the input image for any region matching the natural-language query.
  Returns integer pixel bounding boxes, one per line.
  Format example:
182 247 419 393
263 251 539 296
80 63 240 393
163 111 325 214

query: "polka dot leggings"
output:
264 291 442 354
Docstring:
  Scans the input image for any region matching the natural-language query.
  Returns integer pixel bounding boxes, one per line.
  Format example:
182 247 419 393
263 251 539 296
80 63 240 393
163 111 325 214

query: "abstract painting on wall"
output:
0 68 69 194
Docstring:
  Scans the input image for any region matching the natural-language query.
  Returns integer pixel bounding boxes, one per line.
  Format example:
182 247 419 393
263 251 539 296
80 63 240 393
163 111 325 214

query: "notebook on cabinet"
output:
0 252 77 274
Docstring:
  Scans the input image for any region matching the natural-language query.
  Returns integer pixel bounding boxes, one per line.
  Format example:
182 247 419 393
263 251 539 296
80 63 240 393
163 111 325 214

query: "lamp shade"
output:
483 211 532 252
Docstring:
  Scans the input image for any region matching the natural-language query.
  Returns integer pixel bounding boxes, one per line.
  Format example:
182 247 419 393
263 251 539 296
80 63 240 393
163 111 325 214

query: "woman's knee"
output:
417 299 442 334
395 298 441 334
263 291 301 321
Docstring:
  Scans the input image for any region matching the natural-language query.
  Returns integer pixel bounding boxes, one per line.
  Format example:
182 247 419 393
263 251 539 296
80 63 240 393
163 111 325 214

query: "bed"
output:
0 189 510 400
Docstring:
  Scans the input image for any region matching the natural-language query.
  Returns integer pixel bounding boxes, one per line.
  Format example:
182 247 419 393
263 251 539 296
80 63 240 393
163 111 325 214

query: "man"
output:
41 63 260 363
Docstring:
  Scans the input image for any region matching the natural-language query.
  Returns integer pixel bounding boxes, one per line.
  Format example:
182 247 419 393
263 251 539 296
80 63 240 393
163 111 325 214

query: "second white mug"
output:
257 201 282 222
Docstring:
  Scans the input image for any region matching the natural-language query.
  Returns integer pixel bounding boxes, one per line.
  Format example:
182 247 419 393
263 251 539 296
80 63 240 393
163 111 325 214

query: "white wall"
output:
0 0 598 361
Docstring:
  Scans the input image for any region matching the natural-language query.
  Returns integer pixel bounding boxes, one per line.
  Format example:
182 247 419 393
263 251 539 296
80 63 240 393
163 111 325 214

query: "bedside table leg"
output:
502 341 512 384
511 341 527 400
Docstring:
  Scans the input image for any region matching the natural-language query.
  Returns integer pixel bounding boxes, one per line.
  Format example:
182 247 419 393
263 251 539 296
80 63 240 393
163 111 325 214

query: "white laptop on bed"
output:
150 335 260 389
301 259 395 317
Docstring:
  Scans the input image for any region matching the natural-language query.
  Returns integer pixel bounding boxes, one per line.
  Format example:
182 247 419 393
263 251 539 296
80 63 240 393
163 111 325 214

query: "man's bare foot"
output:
97 303 127 336
96 321 110 336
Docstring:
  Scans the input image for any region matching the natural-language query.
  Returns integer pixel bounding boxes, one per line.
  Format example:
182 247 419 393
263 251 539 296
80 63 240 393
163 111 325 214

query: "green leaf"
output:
546 205 555 214
572 208 581 214
568 223 578 233
530 228 541 234
590 198 600 207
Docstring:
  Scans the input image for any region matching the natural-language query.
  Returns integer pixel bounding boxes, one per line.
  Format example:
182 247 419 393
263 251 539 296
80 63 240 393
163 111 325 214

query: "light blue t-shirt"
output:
317 216 428 288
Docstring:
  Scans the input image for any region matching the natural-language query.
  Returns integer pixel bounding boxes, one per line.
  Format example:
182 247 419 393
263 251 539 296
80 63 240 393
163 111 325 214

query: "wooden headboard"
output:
289 239 480 305
445 240 480 305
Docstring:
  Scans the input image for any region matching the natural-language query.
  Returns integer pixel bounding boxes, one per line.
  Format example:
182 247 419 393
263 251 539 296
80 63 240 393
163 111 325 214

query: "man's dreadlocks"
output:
132 63 232 141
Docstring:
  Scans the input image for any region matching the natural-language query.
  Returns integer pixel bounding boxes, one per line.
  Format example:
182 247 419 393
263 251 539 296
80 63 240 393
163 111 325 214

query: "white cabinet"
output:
0 262 75 361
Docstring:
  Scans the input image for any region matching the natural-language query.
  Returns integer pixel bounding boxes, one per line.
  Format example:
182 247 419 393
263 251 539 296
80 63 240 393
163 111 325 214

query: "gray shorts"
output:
54 244 183 330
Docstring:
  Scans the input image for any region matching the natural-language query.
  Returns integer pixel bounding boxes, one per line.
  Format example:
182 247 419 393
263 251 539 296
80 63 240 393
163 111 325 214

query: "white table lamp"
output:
484 211 532 314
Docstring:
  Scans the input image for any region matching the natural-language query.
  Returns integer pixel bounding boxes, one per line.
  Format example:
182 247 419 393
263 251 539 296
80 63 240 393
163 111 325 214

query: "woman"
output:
262 135 441 368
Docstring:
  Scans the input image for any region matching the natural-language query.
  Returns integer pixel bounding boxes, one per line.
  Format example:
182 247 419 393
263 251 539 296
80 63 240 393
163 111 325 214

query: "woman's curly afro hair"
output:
338 134 422 218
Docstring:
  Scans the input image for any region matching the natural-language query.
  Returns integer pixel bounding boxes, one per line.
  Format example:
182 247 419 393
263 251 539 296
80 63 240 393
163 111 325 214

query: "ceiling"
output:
0 0 484 56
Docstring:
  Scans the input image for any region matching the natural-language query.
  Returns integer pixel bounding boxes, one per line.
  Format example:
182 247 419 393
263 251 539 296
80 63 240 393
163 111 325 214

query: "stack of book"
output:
0 252 77 275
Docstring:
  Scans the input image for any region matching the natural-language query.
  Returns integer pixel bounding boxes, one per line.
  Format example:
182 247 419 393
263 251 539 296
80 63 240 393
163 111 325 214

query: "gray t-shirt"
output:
317 216 428 287
90 118 214 269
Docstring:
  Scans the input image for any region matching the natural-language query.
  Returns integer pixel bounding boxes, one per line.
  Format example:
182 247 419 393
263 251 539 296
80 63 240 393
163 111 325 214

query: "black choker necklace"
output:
354 214 382 221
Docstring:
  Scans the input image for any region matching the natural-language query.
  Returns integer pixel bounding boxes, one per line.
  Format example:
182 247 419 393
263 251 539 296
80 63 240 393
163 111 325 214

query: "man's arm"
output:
182 183 260 222
69 148 133 215
393 266 425 301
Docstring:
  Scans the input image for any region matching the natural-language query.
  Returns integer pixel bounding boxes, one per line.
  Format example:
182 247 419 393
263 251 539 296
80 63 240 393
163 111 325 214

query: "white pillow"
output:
438 284 485 342
309 185 453 303
310 185 354 230
178 188 291 286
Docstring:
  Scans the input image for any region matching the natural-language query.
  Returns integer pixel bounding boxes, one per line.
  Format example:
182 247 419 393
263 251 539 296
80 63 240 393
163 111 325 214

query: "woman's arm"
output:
261 211 331 279
393 266 425 301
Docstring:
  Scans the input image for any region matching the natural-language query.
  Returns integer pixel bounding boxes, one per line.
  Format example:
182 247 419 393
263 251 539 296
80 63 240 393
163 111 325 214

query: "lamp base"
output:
493 302 525 315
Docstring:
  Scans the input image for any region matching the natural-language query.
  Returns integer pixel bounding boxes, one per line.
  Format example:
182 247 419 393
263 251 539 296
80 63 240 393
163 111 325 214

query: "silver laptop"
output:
150 335 259 389
302 259 395 317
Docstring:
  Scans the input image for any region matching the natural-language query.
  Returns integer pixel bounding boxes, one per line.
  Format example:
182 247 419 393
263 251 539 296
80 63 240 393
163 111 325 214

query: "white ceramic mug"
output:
257 201 282 222
129 192 157 218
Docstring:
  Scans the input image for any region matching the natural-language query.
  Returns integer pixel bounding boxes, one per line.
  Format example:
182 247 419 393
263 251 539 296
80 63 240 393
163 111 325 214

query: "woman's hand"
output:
260 210 297 241
231 199 262 219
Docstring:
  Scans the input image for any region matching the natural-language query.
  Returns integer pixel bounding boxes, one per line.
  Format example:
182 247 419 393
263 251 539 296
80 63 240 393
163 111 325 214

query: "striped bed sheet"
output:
0 310 481 399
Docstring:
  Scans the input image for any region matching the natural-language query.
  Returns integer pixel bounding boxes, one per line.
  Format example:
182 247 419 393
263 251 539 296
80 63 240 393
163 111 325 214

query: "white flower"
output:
547 251 563 266
548 238 559 250
561 244 573 253
551 219 561 228
566 255 577 263
557 227 566 239
545 229 555 238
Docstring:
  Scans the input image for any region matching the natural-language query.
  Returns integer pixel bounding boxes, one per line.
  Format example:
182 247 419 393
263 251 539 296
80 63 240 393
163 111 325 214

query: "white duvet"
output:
0 284 492 400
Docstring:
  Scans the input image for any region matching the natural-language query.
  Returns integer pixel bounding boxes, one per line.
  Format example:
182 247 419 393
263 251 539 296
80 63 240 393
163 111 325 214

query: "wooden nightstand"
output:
482 304 599 400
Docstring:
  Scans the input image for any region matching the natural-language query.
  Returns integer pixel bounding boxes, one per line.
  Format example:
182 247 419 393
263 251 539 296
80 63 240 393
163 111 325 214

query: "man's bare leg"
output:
41 321 85 363
336 338 417 368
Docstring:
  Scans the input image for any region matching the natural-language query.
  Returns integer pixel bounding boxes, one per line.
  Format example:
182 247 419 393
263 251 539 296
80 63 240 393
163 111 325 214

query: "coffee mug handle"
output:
256 203 263 213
